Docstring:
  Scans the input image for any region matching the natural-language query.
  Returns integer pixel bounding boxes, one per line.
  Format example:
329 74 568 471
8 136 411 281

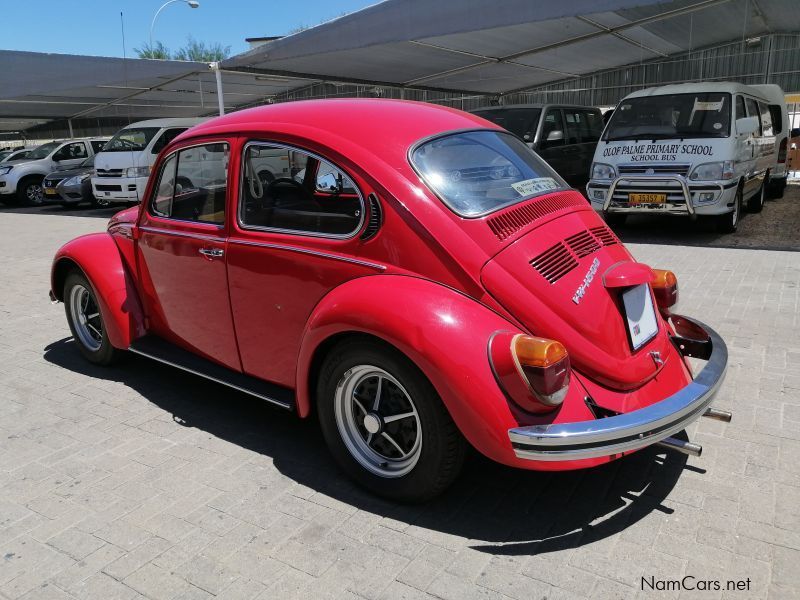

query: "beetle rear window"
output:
410 130 566 217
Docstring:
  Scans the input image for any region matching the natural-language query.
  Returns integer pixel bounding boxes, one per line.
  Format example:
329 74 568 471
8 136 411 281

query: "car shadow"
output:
44 337 690 557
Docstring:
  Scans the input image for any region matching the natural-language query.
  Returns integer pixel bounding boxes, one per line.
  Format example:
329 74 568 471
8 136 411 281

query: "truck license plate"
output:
629 193 666 205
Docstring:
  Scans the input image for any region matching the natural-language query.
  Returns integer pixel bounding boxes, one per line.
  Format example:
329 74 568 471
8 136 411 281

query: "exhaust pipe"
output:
655 436 702 457
703 407 732 423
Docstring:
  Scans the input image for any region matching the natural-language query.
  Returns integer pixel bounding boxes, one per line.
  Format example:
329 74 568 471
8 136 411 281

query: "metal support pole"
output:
67 119 74 138
211 62 225 116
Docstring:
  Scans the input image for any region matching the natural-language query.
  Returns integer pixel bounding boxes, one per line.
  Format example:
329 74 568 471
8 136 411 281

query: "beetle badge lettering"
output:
572 258 600 305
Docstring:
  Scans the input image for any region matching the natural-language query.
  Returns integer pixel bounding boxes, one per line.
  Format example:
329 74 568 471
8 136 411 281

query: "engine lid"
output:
480 210 672 390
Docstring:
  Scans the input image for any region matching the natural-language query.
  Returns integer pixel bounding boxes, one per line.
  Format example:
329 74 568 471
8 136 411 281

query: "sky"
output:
2 0 379 59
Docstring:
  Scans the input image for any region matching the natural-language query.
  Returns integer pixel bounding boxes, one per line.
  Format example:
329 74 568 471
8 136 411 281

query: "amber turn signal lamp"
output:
512 335 571 407
651 269 679 314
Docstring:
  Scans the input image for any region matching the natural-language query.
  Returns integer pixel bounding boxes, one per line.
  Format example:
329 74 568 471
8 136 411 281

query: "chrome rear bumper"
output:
508 316 727 461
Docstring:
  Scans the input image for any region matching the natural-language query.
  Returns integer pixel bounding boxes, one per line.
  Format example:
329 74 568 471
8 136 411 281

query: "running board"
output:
129 336 295 411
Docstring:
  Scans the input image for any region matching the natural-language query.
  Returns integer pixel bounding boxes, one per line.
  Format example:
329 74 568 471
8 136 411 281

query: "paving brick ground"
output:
0 195 798 600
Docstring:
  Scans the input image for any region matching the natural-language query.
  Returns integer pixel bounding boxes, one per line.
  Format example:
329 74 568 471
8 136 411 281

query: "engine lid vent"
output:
589 225 619 246
487 191 587 241
530 241 578 284
565 230 600 258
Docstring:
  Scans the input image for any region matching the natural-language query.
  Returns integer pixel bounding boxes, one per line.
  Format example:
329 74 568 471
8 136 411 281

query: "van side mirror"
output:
546 130 564 142
736 116 759 136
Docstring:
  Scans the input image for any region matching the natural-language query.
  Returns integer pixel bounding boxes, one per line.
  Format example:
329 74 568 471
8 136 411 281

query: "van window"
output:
541 109 566 149
605 92 731 141
151 143 228 225
563 109 604 144
151 128 189 154
759 102 774 136
767 105 783 134
745 98 762 134
104 127 161 152
736 96 747 120
472 108 542 142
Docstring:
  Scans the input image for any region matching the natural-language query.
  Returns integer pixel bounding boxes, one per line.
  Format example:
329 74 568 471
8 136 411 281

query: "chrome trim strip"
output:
237 140 365 240
508 316 728 461
128 346 293 410
603 174 695 215
227 238 386 271
139 225 225 244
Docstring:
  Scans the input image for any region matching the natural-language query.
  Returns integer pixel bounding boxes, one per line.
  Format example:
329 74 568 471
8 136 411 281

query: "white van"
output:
587 82 782 233
92 118 206 204
751 84 790 198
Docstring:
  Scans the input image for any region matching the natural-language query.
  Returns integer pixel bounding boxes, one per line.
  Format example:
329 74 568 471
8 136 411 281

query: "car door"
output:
535 109 572 185
562 108 603 190
226 141 375 388
136 140 241 370
53 142 89 169
744 97 763 197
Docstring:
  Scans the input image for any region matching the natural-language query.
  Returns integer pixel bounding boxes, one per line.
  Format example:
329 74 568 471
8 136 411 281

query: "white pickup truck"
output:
0 138 108 205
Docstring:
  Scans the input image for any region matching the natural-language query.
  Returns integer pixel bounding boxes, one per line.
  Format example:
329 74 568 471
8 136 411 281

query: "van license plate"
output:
629 193 666 204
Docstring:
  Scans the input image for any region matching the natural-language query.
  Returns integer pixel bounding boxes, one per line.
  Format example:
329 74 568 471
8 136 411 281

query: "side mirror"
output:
546 130 564 142
736 116 759 136
316 172 342 194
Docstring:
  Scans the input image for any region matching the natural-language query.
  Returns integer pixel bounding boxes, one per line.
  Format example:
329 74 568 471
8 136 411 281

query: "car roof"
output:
178 99 499 159
624 81 783 100
117 117 208 130
471 103 600 112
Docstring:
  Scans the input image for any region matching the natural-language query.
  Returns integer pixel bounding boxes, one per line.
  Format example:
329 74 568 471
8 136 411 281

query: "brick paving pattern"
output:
0 197 798 599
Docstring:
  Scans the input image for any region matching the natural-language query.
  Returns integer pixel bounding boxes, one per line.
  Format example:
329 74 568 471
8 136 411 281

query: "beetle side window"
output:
150 143 228 224
239 143 363 237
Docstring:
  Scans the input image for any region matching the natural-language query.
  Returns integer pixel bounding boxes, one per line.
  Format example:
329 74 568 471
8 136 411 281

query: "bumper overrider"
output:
509 315 728 461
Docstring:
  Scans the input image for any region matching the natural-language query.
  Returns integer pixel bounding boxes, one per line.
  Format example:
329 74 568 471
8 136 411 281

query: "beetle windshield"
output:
103 127 161 152
604 92 732 141
411 130 567 217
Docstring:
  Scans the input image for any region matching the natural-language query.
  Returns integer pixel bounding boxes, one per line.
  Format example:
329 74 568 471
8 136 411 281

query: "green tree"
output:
134 41 171 60
173 36 231 62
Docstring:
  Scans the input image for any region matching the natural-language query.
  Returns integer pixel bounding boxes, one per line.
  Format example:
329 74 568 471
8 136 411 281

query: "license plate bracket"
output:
622 284 659 350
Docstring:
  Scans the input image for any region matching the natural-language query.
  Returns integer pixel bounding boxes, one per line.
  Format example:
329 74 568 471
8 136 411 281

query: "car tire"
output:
716 185 742 233
317 338 466 502
63 272 120 366
767 177 786 199
17 176 45 206
604 213 627 227
746 172 767 213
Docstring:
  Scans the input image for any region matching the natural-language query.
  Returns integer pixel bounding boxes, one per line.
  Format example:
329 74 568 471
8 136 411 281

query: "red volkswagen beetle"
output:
50 100 729 501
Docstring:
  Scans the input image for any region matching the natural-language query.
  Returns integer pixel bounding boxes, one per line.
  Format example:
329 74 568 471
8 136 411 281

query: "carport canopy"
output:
0 50 316 135
222 0 800 95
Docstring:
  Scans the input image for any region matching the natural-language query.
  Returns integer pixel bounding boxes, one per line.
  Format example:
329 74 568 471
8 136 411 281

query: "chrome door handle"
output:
199 247 224 258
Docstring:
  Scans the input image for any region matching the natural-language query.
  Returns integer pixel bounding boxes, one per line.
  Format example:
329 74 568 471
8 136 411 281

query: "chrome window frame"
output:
237 140 365 240
147 140 230 227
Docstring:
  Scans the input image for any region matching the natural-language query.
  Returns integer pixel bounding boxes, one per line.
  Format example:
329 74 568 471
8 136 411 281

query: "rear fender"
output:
296 275 536 464
51 233 145 349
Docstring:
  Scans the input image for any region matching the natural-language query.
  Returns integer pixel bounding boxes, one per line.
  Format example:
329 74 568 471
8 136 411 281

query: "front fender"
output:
51 233 145 349
296 275 535 465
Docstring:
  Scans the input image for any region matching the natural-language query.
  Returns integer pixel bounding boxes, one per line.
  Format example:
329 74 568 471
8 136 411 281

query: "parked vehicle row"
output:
0 138 108 205
473 82 790 235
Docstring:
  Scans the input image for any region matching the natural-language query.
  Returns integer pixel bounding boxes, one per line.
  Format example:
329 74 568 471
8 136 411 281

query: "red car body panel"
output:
50 99 724 472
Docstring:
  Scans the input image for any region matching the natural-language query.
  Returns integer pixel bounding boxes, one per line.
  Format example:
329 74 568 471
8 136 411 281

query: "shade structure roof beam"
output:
402 0 733 87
